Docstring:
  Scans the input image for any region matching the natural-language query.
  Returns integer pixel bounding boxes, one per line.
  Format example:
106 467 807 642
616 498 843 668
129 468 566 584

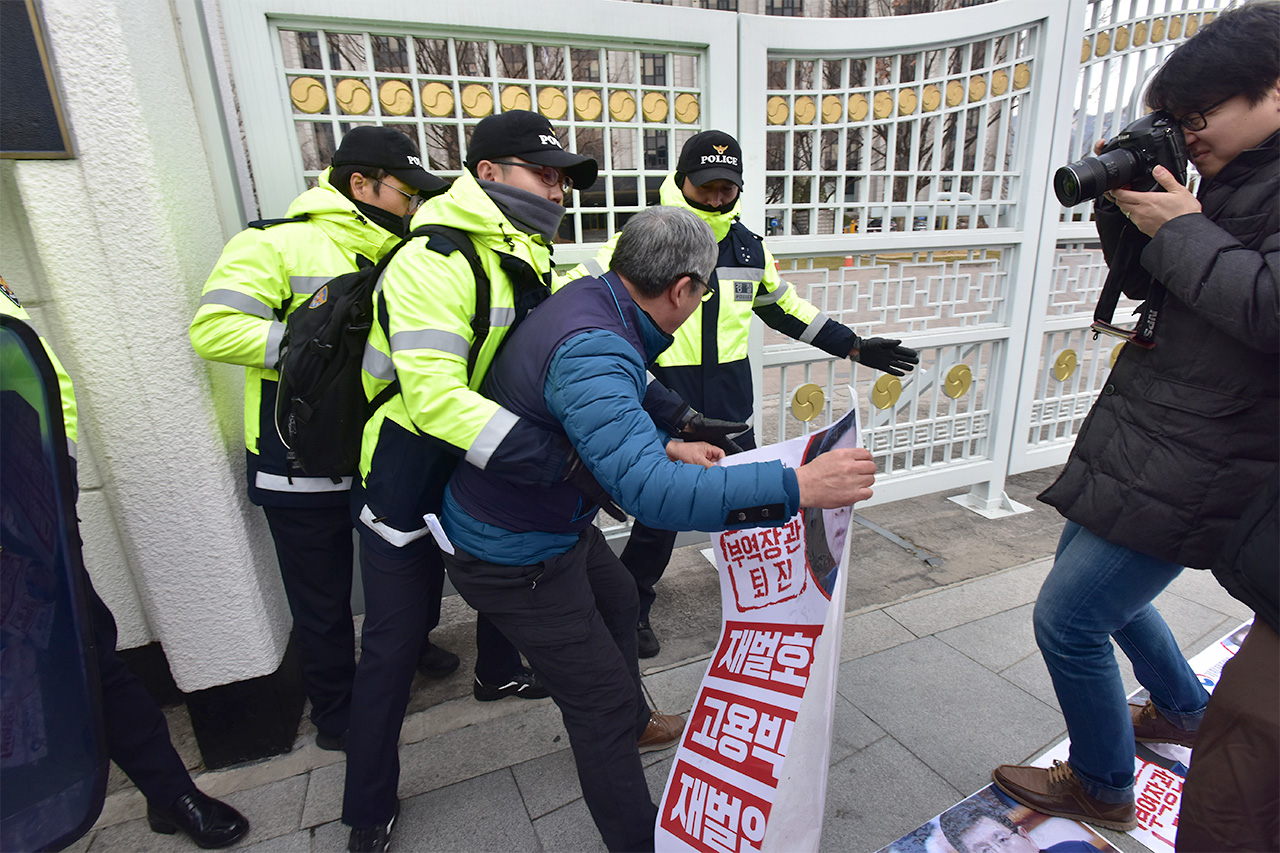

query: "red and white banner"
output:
656 400 861 853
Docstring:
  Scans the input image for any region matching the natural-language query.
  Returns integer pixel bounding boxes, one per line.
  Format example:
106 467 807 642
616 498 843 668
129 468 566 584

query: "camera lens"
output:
1053 148 1142 206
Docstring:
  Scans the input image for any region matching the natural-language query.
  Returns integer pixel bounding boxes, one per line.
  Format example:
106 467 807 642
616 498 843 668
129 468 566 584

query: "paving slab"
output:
821 736 964 852
1162 567 1255 623
828 692 887 766
1000 650 1061 713
234 828 312 853
642 658 711 718
883 560 1052 637
533 799 608 853
841 637 1062 794
393 768 537 852
300 761 343 829
935 602 1038 672
511 746 582 820
840 608 918 661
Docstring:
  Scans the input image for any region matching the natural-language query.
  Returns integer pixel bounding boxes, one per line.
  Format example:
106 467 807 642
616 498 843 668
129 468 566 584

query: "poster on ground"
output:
655 398 862 853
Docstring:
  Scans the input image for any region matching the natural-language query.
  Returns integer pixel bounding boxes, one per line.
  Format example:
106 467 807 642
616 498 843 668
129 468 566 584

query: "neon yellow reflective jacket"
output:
190 169 401 505
1 280 78 459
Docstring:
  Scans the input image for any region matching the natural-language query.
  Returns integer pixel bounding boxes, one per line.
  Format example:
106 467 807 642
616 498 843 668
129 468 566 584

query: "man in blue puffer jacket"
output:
441 206 877 852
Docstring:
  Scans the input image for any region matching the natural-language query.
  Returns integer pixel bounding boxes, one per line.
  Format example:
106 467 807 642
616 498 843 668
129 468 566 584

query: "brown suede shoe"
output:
992 760 1138 831
638 711 685 753
1130 700 1197 749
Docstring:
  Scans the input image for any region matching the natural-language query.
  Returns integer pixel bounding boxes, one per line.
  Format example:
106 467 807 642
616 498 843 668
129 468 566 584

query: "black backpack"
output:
267 219 491 477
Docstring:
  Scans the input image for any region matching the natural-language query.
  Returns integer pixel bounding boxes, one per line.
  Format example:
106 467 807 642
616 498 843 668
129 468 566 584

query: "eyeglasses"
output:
1175 94 1234 132
374 179 424 212
674 272 714 302
491 160 573 193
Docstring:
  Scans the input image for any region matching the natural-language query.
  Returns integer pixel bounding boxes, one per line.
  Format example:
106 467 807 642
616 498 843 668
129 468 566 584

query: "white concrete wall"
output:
6 0 290 691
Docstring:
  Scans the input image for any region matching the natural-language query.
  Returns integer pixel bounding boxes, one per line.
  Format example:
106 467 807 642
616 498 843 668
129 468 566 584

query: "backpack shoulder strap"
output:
247 212 310 230
413 224 492 380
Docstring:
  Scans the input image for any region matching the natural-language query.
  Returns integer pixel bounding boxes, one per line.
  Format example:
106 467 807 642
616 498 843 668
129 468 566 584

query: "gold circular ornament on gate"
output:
794 95 817 124
1133 21 1149 46
609 91 636 121
1114 26 1131 51
642 92 669 122
991 70 1009 96
379 81 414 116
501 86 531 112
538 88 568 120
575 89 603 121
873 91 894 119
461 83 494 117
821 94 843 124
847 93 869 121
1094 31 1112 57
1151 18 1166 42
1013 64 1031 89
872 375 902 410
1110 343 1124 368
946 80 965 107
1168 15 1183 39
289 76 327 113
944 364 972 399
898 88 918 115
335 79 372 115
767 95 790 125
1053 349 1078 382
1185 14 1200 36
674 93 700 123
1081 38 1092 63
1203 11 1216 26
791 383 825 422
968 75 987 102
922 85 942 112
420 82 454 117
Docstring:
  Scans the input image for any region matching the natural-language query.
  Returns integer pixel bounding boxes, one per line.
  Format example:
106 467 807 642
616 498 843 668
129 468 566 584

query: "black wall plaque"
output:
1 0 74 158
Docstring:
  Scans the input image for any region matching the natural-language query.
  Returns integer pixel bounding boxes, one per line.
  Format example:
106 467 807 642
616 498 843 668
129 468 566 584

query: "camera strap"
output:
1092 230 1162 349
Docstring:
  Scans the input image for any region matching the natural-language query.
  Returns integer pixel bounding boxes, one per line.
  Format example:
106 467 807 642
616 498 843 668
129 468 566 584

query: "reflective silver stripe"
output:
200 289 272 319
67 437 77 460
390 329 469 360
362 343 396 381
358 503 430 548
714 267 765 283
798 313 830 345
753 280 792 307
464 407 519 470
490 306 515 329
290 276 331 295
255 471 352 492
583 258 606 276
264 320 286 369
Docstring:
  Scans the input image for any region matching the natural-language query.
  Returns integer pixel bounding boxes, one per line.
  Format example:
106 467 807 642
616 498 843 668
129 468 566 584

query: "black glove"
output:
561 449 626 522
853 337 919 377
680 412 747 455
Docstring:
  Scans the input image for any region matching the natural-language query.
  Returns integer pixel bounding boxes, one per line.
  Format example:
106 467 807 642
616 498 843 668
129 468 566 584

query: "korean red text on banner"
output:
721 517 806 610
686 687 797 786
661 759 770 853
1134 761 1182 847
712 621 821 698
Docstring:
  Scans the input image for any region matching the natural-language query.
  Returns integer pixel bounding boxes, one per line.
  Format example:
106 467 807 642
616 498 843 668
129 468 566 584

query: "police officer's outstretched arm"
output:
794 446 876 508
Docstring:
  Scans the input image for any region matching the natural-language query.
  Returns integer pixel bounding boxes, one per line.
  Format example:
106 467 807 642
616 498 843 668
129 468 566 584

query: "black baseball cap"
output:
465 110 598 191
331 126 447 194
677 130 743 188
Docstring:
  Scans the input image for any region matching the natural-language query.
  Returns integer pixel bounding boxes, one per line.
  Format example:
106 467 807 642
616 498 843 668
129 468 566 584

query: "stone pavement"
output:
73 468 1253 853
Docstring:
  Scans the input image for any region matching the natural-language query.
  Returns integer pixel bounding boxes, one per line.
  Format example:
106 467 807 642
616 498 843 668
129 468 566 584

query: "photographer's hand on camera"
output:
1111 166 1203 238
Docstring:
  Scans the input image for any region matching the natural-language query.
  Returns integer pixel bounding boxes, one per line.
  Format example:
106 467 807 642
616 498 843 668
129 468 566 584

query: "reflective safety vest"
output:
190 169 400 507
1 277 78 461
563 174 856 429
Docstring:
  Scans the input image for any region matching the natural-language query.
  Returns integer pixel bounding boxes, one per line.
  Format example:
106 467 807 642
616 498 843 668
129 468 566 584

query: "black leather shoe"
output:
147 789 250 849
416 642 461 679
637 621 660 658
473 667 550 701
316 730 347 752
348 801 399 852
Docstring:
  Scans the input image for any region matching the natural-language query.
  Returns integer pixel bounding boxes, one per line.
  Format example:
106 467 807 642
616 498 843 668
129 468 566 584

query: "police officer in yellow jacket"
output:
343 111 598 852
3 279 250 848
566 130 919 657
190 127 458 753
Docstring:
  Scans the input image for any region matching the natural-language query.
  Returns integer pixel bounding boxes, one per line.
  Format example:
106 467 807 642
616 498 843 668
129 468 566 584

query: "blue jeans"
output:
1034 522 1210 802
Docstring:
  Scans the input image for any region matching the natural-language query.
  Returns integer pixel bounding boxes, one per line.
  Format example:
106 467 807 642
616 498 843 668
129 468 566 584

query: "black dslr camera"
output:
1053 111 1188 207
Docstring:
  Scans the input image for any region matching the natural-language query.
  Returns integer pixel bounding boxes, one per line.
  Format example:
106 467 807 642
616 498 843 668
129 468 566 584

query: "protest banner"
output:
655 399 861 853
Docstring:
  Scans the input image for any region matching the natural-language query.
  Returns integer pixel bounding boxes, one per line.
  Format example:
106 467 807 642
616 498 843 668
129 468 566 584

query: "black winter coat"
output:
1040 131 1280 569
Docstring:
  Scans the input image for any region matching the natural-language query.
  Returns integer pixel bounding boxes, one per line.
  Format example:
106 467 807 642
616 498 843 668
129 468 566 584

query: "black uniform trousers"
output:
89 580 193 808
341 538 519 828
445 527 657 852
261 504 358 740
620 431 755 622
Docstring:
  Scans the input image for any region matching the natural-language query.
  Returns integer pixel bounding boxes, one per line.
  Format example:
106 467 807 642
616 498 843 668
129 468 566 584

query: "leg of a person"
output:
618 523 677 623
581 528 652 737
341 540 433 828
1033 521 1199 800
262 504 356 738
446 537 656 852
89 581 193 807
1176 619 1280 853
416 540 446 652
474 612 523 684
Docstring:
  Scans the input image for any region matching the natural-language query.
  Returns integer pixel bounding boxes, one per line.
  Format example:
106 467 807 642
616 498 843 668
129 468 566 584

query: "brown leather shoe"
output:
992 760 1137 831
638 711 685 753
1130 700 1197 749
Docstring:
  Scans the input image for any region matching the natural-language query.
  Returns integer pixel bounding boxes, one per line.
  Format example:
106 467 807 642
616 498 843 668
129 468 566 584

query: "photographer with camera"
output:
991 1 1279 834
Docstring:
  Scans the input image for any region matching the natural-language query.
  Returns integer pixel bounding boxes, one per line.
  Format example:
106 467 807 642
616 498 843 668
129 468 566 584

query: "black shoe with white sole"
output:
347 801 399 852
473 667 550 701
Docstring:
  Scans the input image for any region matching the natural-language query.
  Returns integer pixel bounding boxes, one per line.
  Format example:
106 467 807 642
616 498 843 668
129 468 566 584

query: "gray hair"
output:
610 206 717 298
